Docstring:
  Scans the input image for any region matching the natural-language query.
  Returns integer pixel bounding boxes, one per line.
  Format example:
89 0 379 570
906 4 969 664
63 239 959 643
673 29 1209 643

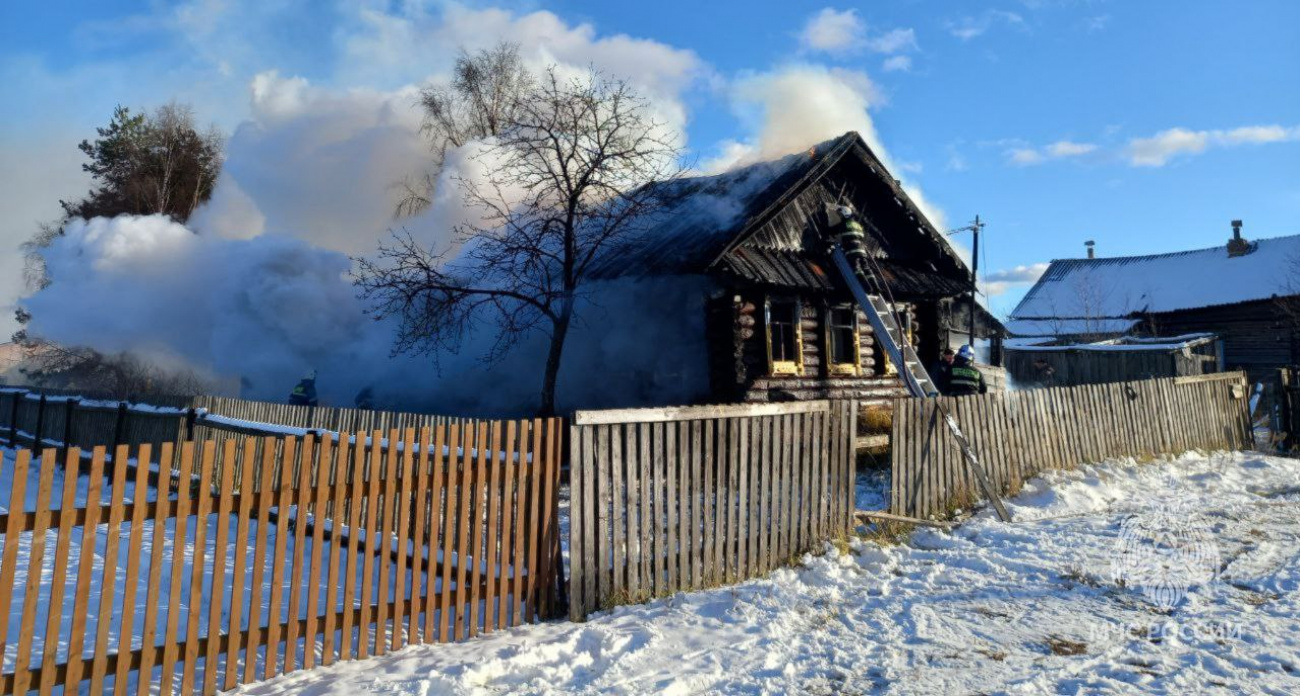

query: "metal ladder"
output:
830 248 939 398
830 246 1012 522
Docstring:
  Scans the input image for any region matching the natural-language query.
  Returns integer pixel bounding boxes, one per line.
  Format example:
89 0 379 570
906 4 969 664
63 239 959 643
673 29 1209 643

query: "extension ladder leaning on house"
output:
827 211 1012 521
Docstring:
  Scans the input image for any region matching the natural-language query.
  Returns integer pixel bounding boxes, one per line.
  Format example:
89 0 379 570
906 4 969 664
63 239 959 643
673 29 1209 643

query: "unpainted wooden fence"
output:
568 400 857 620
0 388 472 456
0 420 564 695
189 395 471 446
889 372 1252 520
0 389 189 455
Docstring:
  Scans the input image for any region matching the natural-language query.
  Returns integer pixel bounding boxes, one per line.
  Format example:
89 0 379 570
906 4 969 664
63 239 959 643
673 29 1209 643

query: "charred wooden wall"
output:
707 289 909 409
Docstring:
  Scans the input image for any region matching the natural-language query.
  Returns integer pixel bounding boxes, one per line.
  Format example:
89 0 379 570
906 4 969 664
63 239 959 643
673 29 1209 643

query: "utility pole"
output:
947 215 984 349
969 215 982 349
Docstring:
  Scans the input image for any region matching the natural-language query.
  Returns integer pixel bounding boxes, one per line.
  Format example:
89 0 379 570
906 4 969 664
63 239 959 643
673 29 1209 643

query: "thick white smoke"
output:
707 64 949 231
18 5 951 415
25 215 423 403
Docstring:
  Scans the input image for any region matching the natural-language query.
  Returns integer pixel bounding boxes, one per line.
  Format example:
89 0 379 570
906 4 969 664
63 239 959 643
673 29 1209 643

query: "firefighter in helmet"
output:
947 345 988 396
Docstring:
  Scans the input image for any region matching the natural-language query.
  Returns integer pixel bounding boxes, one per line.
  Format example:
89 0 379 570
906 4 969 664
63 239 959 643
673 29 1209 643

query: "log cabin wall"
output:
1144 298 1299 385
706 288 910 409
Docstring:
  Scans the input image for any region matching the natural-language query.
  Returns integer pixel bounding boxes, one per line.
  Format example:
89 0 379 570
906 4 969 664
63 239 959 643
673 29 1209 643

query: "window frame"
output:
826 304 861 376
766 296 804 376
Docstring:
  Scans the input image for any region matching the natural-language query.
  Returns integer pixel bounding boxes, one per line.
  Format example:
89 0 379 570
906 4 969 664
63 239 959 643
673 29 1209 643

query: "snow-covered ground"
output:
233 451 1300 695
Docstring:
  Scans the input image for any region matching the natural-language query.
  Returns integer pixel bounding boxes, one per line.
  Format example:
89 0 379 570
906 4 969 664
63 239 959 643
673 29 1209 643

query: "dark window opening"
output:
828 306 859 372
768 298 801 373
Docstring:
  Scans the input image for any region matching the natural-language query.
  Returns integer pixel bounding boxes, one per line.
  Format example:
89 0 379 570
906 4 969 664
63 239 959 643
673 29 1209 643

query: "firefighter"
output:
836 205 872 270
930 347 956 394
288 370 319 407
947 345 988 396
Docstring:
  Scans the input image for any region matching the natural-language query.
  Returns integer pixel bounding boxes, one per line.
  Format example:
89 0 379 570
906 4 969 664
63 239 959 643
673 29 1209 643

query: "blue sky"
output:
2 0 1298 331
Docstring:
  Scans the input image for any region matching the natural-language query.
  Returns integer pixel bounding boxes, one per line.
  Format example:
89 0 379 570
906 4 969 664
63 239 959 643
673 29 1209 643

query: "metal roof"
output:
1011 233 1300 321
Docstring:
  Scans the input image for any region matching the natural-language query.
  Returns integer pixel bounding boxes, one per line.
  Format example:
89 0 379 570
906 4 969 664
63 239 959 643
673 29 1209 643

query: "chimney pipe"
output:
1085 240 1095 259
1227 219 1251 257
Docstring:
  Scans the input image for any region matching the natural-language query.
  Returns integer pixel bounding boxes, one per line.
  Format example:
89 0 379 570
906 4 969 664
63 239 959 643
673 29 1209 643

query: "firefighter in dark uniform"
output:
947 345 988 396
930 347 955 394
288 370 319 406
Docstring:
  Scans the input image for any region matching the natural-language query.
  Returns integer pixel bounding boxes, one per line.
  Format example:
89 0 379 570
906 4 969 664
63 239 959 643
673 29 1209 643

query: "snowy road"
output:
236 451 1300 695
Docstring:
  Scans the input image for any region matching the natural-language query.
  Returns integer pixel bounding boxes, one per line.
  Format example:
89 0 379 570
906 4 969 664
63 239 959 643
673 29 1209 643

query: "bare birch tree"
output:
396 42 533 217
357 68 685 414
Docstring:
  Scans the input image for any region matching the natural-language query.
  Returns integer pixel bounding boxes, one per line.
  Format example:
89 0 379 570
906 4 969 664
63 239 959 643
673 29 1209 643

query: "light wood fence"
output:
0 420 564 695
889 372 1252 520
568 400 857 621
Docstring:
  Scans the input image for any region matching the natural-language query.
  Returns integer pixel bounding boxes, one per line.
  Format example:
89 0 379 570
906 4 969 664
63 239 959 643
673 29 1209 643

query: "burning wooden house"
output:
586 131 1003 409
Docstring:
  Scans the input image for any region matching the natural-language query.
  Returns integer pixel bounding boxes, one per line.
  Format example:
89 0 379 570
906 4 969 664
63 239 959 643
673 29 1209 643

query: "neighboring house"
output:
583 131 1003 409
1007 222 1300 383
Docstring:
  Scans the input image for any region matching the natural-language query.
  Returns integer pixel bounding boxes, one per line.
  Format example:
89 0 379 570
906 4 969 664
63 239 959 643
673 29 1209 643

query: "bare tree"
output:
397 42 533 217
357 68 685 414
1275 251 1300 352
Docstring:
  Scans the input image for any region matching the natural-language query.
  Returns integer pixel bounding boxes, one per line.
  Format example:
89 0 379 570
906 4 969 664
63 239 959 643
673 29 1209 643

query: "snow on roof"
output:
1003 317 1140 338
1011 233 1300 321
1007 333 1218 353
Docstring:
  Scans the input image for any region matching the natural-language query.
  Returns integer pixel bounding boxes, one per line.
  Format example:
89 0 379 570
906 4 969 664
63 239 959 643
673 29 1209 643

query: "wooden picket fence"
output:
0 388 477 458
0 389 189 455
0 420 564 695
889 372 1252 520
568 400 857 620
189 395 471 446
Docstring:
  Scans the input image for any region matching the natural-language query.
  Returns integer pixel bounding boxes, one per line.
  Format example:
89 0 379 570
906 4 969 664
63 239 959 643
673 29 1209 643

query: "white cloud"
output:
1219 125 1298 145
1127 125 1300 166
865 28 918 54
882 55 913 73
1007 139 1097 165
339 4 704 131
799 8 865 53
799 8 917 59
984 262 1050 296
1008 148 1046 166
1046 140 1098 157
946 11 1027 41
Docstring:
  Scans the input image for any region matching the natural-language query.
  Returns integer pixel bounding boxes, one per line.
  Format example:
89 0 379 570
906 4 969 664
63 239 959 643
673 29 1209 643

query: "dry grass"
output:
939 486 978 519
1046 636 1088 656
857 518 913 545
859 406 893 434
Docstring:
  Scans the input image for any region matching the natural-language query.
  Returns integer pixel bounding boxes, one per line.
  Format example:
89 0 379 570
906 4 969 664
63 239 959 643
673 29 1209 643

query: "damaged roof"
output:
590 131 971 294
